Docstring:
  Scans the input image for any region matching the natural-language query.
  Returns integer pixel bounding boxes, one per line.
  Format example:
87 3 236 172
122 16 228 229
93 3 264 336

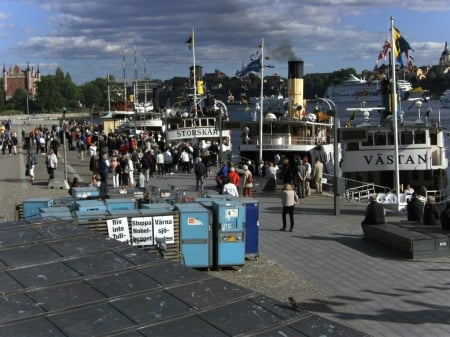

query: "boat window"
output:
362 133 373 146
429 132 437 145
414 130 426 144
347 143 359 151
374 133 386 146
387 133 395 145
400 131 413 145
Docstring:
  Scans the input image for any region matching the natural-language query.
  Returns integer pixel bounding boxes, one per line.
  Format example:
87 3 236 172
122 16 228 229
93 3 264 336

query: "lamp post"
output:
315 97 340 216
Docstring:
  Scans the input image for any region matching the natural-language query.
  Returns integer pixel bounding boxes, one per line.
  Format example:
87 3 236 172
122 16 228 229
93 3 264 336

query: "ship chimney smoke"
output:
288 60 304 119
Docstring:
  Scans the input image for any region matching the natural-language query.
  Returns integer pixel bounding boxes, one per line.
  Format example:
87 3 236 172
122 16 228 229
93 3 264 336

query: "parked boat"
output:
440 89 450 108
340 93 448 212
239 60 336 172
164 95 232 163
325 75 413 106
325 74 383 107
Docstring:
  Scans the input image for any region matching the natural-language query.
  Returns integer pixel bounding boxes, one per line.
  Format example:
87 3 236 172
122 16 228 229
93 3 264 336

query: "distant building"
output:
439 42 450 67
2 63 41 101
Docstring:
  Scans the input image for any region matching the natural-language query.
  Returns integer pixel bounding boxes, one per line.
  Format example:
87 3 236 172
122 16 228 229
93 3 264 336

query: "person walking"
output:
110 156 120 189
46 149 57 181
242 165 253 197
313 159 324 194
228 166 240 188
296 159 307 199
280 183 298 232
26 153 37 183
222 177 239 197
194 158 207 191
303 157 312 196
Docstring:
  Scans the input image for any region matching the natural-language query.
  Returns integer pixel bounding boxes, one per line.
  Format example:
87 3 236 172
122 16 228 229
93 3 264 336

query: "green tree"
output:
81 82 103 112
36 75 65 113
10 88 28 113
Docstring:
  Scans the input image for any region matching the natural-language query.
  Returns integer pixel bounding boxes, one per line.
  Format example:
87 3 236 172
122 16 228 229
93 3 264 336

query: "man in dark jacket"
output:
194 158 207 191
361 195 386 237
406 193 426 222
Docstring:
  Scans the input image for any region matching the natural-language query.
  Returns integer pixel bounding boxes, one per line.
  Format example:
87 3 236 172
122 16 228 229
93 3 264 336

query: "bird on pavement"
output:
288 296 299 310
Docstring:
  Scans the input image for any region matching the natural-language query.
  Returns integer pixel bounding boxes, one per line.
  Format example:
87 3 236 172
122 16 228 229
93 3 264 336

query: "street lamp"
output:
315 97 340 216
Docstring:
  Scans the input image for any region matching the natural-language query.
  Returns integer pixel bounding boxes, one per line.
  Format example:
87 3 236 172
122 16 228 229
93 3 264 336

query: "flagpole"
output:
259 38 264 162
390 16 401 210
191 28 197 116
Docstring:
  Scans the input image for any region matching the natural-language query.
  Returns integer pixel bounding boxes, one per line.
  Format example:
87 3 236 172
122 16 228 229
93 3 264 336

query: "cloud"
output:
2 0 449 83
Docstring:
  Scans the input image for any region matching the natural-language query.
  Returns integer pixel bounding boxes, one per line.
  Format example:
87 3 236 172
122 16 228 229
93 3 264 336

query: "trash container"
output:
71 186 100 199
105 198 136 211
23 197 54 219
211 199 245 268
75 200 106 212
228 198 259 260
39 206 73 221
176 203 212 268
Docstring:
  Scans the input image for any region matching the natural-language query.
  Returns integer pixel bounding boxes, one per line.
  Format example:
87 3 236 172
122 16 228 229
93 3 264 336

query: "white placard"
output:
107 217 130 243
131 217 153 246
153 215 175 244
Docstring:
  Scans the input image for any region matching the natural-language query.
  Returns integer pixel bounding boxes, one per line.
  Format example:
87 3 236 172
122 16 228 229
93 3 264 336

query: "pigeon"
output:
288 296 298 310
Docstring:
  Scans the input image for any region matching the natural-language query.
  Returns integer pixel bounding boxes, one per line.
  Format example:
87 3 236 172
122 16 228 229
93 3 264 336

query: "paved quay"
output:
2 115 450 337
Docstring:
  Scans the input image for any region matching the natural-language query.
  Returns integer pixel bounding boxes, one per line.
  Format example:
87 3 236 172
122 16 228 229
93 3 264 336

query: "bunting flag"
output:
236 57 261 78
185 32 194 50
374 40 391 71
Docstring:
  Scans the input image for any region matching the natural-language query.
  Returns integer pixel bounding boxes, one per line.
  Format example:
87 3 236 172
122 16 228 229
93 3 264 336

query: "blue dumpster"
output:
176 203 212 268
71 186 100 199
105 198 136 211
140 203 175 211
211 199 245 267
40 206 71 213
75 210 108 223
75 200 106 212
40 211 73 220
23 197 54 219
228 198 259 260
108 209 141 217
39 206 73 221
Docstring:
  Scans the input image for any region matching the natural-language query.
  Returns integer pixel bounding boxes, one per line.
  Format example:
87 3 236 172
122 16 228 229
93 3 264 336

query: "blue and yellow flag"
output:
185 32 194 50
393 27 412 58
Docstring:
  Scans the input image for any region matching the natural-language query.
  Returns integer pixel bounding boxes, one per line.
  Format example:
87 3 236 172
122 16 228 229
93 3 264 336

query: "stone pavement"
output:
3 115 450 337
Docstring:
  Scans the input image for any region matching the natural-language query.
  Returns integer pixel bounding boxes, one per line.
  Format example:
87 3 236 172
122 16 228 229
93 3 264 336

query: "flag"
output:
185 32 194 50
374 40 391 72
393 27 414 71
393 27 412 57
237 57 261 78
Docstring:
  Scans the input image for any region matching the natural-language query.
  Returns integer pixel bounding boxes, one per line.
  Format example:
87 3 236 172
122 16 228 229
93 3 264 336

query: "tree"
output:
10 88 28 113
36 75 65 113
81 82 103 112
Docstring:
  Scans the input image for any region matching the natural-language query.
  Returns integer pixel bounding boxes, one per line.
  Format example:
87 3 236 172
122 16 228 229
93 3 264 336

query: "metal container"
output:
176 203 213 268
211 199 245 267
23 198 54 219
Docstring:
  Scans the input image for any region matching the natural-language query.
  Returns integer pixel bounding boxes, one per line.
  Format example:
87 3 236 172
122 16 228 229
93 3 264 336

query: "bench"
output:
363 222 450 259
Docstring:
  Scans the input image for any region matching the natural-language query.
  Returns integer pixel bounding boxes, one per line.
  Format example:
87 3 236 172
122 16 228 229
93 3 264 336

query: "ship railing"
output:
425 188 450 206
247 134 319 146
343 178 390 204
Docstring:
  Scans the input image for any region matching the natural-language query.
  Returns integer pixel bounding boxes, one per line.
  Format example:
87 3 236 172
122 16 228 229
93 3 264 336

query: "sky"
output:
0 0 449 85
